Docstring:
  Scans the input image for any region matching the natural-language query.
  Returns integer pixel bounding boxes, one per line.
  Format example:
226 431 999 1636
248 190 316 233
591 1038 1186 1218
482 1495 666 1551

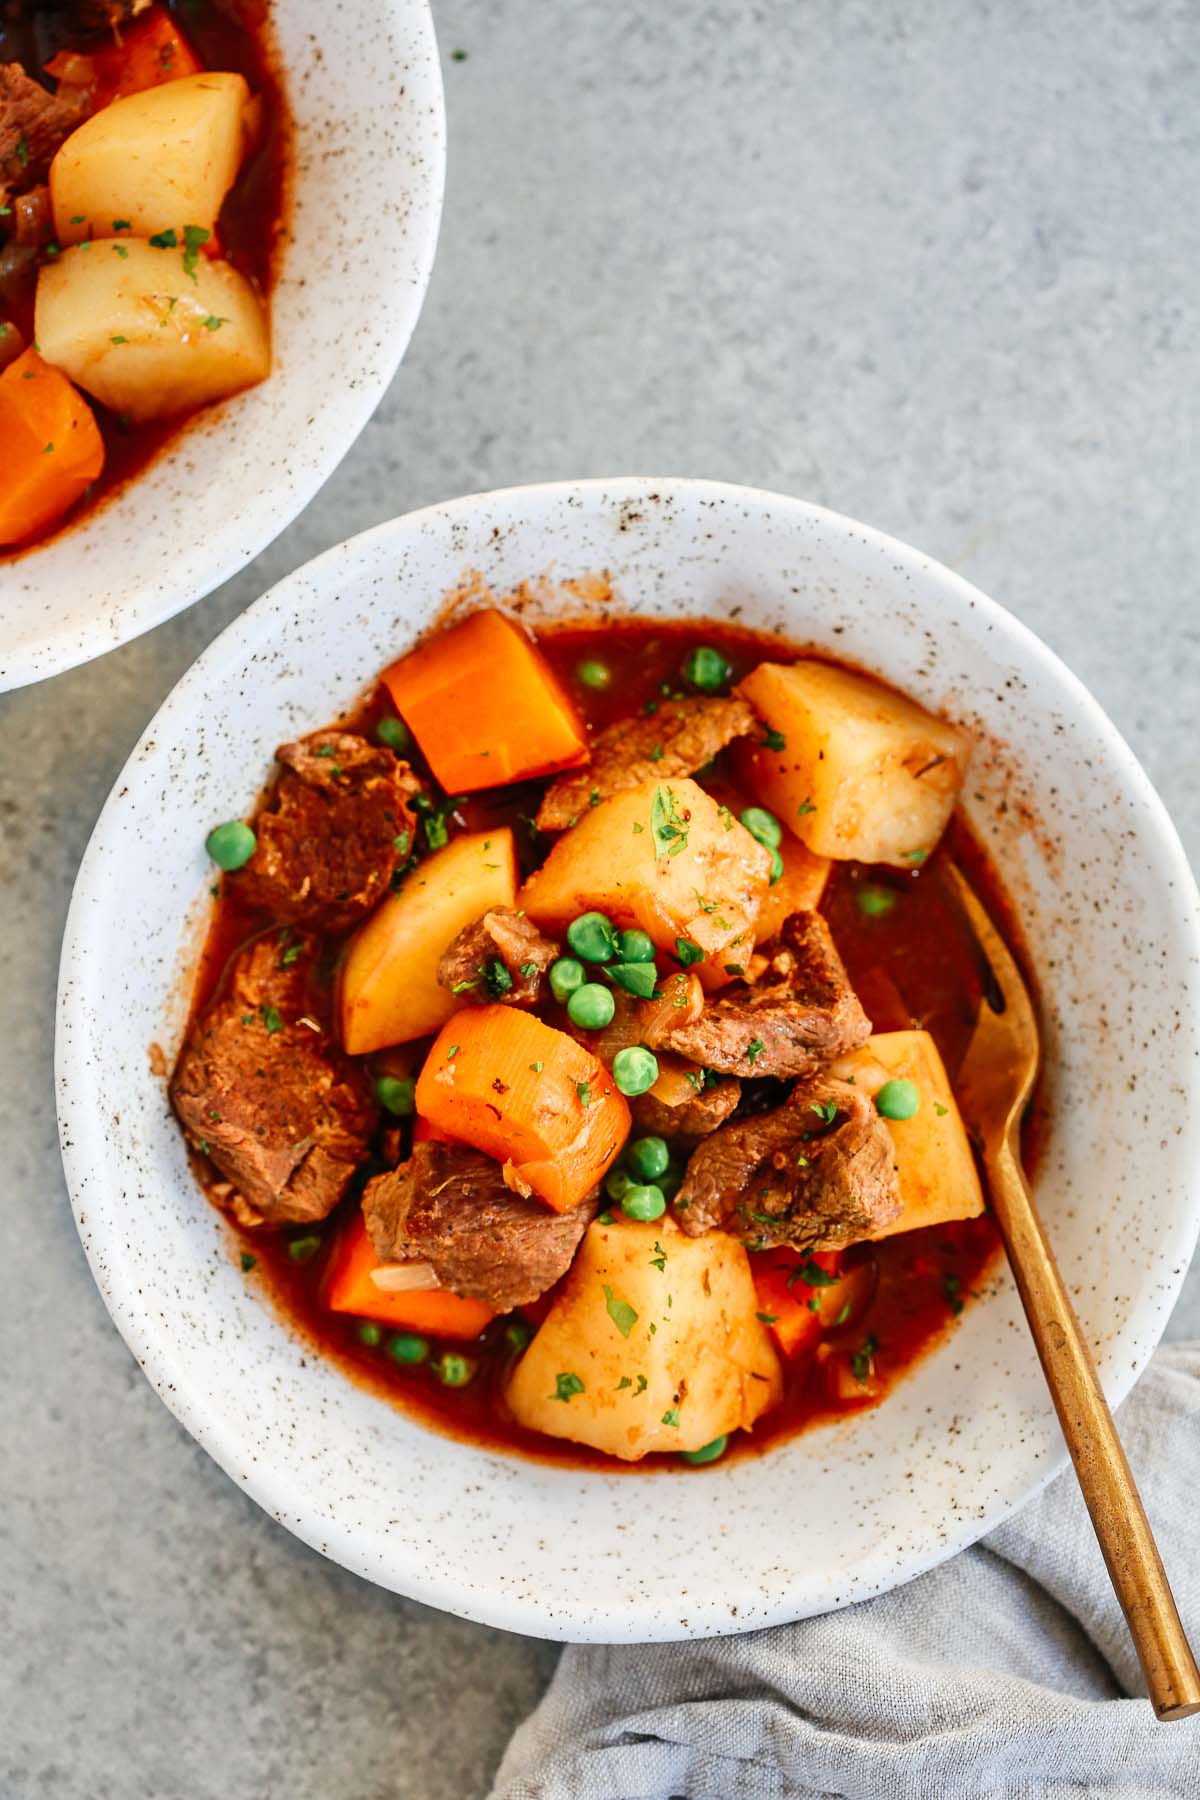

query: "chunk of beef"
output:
536 696 757 831
0 64 83 194
630 1074 742 1142
660 912 870 1077
438 907 559 1007
171 933 376 1227
234 730 420 933
363 1140 597 1312
675 1073 901 1249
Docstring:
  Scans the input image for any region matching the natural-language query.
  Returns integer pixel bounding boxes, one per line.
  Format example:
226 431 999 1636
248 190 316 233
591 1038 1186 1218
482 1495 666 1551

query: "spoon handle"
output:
986 1138 1200 1719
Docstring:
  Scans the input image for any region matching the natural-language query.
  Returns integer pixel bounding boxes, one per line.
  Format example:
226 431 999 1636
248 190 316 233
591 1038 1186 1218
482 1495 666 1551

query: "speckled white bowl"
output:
0 0 444 692
57 479 1200 1642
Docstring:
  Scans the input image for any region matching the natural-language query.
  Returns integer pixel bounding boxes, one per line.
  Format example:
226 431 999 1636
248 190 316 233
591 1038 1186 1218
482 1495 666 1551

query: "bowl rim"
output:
0 0 446 695
55 477 1200 1640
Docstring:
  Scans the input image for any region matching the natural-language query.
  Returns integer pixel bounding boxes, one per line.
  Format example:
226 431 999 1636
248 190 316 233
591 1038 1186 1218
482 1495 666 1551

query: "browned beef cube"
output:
363 1140 596 1312
438 907 559 1007
536 696 756 831
233 730 419 933
170 934 376 1227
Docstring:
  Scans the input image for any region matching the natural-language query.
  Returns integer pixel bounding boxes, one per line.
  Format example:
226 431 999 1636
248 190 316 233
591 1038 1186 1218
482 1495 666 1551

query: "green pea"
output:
875 1078 920 1121
857 884 898 920
768 848 784 885
681 645 732 691
434 1351 478 1387
566 911 619 963
548 957 586 1002
627 1135 670 1181
739 806 782 850
612 1045 659 1096
376 714 411 753
287 1234 322 1264
621 1182 666 1221
375 1075 415 1116
609 961 658 999
356 1321 382 1347
680 1434 728 1465
387 1332 429 1365
616 928 656 963
205 819 256 871
605 1166 634 1203
567 982 616 1030
576 657 611 690
504 1318 534 1353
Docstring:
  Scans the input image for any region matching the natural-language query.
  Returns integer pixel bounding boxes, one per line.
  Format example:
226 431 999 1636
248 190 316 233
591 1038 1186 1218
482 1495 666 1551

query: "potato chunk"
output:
737 661 971 867
51 72 248 245
830 1030 984 1235
519 777 772 982
506 1216 782 1459
36 241 269 422
339 830 519 1054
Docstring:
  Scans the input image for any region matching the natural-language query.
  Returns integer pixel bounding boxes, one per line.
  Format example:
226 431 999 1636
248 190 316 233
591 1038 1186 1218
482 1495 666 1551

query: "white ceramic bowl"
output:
0 0 444 692
56 479 1200 1642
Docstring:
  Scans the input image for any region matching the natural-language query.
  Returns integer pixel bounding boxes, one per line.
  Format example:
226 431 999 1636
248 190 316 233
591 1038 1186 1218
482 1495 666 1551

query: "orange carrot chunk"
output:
0 349 104 546
415 1005 630 1213
46 6 202 109
381 608 589 794
749 1248 843 1359
326 1211 494 1336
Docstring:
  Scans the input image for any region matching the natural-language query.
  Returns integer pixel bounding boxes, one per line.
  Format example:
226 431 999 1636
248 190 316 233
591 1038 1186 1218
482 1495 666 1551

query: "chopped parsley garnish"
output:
649 743 664 762
935 1101 949 1117
903 848 928 864
675 937 704 967
650 784 689 859
809 1098 839 1124
518 961 539 978
181 222 210 280
112 244 129 258
576 1081 591 1107
850 1334 879 1383
202 315 227 331
280 944 303 967
597 1211 616 1225
110 335 127 345
240 1252 257 1273
550 1372 584 1403
832 1300 852 1326
15 133 29 168
788 1257 839 1290
649 1239 667 1272
943 1274 964 1315
797 798 816 816
445 1044 460 1060
745 1037 765 1067
260 1005 283 1034
603 1285 638 1338
755 1311 778 1325
660 1405 680 1428
483 957 513 999
615 1375 632 1390
529 1060 544 1072
149 227 178 248
112 219 131 231
762 727 786 751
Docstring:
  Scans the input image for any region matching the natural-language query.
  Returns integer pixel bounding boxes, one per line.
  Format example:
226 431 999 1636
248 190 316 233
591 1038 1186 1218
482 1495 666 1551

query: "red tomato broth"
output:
185 616 1036 1470
0 0 288 555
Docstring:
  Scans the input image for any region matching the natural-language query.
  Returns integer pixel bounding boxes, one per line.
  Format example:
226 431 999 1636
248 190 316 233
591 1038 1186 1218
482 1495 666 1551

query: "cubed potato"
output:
737 660 971 867
831 1030 984 1235
519 777 772 981
51 72 248 245
35 240 269 422
339 829 518 1054
506 1216 782 1459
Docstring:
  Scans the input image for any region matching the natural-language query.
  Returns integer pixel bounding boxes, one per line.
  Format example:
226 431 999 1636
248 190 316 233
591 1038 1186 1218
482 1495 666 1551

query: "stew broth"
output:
186 618 1029 1470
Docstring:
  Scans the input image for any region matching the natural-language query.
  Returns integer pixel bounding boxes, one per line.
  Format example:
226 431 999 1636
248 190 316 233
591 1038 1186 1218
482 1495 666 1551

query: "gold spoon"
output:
945 863 1200 1721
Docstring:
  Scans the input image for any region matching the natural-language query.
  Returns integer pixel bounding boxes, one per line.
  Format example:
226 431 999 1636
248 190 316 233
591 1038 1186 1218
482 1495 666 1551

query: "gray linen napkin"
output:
490 1344 1200 1800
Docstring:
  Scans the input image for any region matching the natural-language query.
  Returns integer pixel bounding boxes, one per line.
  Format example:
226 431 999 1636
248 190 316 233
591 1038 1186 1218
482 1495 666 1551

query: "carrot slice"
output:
415 1005 630 1213
749 1248 843 1359
326 1211 493 1337
0 349 104 546
381 609 588 794
47 7 202 109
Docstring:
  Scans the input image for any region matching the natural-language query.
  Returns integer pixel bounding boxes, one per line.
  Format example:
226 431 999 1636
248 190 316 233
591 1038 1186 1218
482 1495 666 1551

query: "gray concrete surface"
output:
2 1 1198 1795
